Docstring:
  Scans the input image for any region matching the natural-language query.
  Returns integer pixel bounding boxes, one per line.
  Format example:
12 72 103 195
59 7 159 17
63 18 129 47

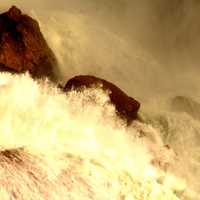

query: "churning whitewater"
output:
0 72 197 200
1 1 200 199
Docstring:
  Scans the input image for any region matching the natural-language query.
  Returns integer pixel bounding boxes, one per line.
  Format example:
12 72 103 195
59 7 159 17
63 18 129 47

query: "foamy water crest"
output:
0 73 198 200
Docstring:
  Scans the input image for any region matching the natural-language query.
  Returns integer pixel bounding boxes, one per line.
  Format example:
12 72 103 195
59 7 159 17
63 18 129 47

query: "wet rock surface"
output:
0 6 57 80
64 75 140 124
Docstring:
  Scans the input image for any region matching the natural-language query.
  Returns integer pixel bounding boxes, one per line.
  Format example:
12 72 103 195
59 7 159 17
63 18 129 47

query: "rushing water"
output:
0 1 200 199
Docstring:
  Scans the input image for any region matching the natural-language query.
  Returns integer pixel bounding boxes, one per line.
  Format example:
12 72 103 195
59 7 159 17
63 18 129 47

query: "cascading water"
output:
0 73 193 200
0 0 200 199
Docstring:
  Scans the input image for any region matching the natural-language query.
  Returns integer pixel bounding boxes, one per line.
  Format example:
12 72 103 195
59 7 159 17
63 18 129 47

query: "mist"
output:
0 0 200 199
1 0 199 101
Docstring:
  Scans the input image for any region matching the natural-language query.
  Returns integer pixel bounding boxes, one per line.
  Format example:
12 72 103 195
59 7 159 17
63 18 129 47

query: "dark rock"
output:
63 75 140 124
0 6 57 81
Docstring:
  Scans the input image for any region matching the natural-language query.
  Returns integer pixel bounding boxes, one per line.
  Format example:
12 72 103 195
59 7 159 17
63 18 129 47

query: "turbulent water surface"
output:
0 0 200 199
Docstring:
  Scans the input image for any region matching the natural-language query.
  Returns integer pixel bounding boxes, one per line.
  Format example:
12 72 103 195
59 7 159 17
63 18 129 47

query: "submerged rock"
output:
0 6 57 81
63 75 140 124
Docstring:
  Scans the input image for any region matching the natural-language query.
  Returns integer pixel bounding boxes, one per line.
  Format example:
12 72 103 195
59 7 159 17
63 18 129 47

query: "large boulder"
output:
63 75 140 124
0 6 57 81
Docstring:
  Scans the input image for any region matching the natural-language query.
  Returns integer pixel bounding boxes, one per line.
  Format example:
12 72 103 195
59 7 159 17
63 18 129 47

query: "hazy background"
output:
1 0 200 102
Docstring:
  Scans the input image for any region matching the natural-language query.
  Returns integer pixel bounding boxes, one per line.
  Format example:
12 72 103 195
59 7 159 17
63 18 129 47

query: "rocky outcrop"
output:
63 75 140 124
0 6 57 81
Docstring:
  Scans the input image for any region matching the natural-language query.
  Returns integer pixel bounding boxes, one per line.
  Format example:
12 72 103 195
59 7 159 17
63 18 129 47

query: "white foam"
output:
0 73 192 199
